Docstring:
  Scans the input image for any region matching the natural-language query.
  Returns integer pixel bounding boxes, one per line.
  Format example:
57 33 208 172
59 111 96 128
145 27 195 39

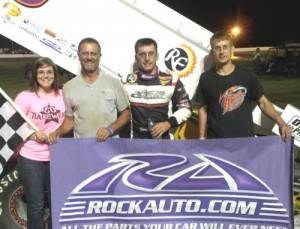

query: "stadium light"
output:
231 26 241 37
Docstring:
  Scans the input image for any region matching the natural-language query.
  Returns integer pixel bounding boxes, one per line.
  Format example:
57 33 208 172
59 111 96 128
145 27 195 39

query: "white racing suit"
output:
122 70 192 139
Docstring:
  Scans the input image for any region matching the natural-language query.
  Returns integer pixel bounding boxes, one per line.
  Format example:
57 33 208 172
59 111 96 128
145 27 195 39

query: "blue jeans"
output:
18 155 52 229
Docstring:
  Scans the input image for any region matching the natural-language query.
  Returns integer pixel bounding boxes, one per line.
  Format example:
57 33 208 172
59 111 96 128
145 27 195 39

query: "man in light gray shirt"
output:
48 37 131 142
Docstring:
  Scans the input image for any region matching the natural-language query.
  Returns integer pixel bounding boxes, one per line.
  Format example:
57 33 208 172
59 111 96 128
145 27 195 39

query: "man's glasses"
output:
136 51 156 59
212 45 232 52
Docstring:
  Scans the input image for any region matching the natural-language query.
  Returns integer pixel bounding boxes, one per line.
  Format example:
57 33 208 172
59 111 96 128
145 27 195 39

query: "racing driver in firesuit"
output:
122 38 192 139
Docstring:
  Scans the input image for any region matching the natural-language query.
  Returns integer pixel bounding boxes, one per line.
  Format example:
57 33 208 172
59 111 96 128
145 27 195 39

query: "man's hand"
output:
151 121 171 139
47 131 60 144
96 127 113 142
279 124 293 142
47 116 74 144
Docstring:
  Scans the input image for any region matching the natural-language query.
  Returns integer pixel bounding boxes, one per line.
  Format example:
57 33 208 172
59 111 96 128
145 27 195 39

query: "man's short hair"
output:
210 30 234 47
78 37 101 53
134 38 158 54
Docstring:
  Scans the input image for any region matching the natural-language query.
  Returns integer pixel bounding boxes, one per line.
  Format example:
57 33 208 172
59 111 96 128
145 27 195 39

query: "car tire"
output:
0 166 50 229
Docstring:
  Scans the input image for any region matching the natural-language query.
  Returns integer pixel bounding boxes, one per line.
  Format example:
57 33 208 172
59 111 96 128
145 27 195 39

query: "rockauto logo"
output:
59 153 289 226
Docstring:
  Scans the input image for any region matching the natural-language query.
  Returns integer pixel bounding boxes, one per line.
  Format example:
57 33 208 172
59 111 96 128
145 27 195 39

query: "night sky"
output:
1 1 299 48
158 0 300 47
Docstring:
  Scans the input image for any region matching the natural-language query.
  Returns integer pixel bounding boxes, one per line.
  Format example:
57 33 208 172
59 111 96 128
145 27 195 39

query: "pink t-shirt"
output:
15 90 65 161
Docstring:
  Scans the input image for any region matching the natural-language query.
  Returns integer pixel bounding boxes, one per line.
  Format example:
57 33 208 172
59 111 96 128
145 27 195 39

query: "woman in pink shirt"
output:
15 57 65 229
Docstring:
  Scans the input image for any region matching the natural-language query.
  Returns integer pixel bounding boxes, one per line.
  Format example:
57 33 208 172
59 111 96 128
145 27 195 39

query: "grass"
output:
1 57 300 140
1 58 300 110
0 60 30 99
234 59 300 110
259 75 300 109
0 58 71 99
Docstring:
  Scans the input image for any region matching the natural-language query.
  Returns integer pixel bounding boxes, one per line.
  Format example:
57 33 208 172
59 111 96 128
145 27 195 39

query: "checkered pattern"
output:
0 92 33 176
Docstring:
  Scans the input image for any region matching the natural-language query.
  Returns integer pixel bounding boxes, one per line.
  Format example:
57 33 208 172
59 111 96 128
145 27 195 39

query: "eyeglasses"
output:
79 51 99 58
136 51 156 58
37 70 54 76
212 44 232 52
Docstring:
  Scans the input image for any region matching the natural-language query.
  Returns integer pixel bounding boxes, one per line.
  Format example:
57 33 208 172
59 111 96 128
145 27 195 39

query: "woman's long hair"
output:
29 57 60 95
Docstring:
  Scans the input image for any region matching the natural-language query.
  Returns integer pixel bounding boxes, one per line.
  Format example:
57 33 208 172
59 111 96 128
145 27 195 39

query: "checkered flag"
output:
0 88 38 176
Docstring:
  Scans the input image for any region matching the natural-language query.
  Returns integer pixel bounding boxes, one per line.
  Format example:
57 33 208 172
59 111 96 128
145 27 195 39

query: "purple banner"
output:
50 136 294 229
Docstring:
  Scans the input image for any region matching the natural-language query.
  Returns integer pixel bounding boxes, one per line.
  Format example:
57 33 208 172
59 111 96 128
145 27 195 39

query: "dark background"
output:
0 0 299 48
158 0 299 47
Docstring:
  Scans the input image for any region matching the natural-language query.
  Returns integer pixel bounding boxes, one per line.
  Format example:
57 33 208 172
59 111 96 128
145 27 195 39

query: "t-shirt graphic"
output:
33 104 63 124
219 85 247 115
